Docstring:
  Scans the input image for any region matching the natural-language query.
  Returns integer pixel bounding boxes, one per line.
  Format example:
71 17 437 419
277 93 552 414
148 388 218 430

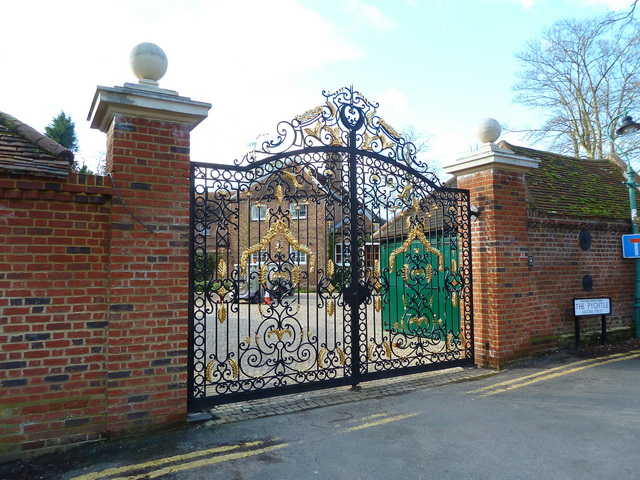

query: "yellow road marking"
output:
108 443 289 480
347 413 388 423
71 351 640 479
467 350 640 395
471 351 640 398
70 411 419 480
344 413 418 432
68 441 265 480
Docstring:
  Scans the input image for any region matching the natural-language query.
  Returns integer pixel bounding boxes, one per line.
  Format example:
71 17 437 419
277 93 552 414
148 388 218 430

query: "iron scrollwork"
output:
189 87 472 409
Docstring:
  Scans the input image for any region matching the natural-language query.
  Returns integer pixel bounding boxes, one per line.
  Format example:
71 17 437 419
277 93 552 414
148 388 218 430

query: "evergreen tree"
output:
44 111 87 172
45 111 79 153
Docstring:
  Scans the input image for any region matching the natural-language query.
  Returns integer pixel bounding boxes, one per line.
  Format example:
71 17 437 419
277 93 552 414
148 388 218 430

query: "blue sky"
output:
1 0 632 173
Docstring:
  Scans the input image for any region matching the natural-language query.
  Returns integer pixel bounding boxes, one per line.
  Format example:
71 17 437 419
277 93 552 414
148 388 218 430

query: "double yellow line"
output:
69 440 288 480
467 350 640 397
69 411 418 480
341 412 419 432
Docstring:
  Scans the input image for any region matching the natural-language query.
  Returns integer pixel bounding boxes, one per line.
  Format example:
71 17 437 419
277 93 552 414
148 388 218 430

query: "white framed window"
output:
250 250 269 264
334 243 350 266
290 246 307 265
251 204 267 221
290 203 307 220
335 243 344 265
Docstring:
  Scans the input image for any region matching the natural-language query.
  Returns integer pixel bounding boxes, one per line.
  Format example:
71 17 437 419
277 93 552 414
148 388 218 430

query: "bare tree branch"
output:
512 5 640 166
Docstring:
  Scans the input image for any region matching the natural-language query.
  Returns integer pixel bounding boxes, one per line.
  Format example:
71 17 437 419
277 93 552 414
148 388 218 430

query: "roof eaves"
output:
0 112 74 174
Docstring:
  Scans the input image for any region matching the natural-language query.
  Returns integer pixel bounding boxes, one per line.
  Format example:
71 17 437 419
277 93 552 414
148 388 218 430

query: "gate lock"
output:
343 282 371 308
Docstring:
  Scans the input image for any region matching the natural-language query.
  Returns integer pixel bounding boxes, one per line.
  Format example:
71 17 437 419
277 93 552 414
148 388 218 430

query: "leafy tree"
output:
512 5 640 162
44 111 90 172
75 160 94 175
45 111 79 153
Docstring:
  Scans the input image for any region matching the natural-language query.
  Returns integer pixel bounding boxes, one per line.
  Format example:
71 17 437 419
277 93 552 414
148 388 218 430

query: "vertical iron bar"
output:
348 124 361 384
464 191 474 361
187 164 196 407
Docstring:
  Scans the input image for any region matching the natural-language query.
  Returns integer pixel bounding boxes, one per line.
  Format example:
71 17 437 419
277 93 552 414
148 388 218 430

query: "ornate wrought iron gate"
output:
189 88 473 410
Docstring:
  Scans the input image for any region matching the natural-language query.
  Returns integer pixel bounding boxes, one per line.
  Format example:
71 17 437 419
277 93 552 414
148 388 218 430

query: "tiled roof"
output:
379 142 632 237
0 112 73 178
497 141 631 220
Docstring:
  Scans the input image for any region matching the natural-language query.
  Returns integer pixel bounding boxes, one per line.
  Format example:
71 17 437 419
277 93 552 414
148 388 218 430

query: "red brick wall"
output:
459 167 634 368
2 120 635 458
0 173 111 459
0 114 192 461
526 213 633 352
104 115 191 436
459 169 532 367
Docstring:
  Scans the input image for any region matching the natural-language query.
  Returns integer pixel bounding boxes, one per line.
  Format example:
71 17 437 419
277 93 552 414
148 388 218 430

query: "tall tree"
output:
513 6 640 162
401 125 431 157
45 111 79 153
44 111 88 172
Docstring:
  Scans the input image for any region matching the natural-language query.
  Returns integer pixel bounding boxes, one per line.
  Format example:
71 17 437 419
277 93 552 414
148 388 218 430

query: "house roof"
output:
373 198 450 241
498 141 631 220
217 161 381 224
0 112 73 178
376 141 632 240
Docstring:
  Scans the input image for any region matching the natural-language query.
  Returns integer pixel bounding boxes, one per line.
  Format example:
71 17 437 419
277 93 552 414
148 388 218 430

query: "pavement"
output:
3 343 640 480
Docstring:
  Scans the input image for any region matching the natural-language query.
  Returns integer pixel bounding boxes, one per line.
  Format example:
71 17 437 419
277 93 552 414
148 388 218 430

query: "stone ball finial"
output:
476 118 502 144
129 43 168 85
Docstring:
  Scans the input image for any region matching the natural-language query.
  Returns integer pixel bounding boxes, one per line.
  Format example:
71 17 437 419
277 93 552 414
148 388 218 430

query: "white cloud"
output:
376 88 410 113
1 0 365 168
346 0 396 32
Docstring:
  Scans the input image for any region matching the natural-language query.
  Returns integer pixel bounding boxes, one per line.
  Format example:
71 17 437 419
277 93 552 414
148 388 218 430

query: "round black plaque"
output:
579 229 592 251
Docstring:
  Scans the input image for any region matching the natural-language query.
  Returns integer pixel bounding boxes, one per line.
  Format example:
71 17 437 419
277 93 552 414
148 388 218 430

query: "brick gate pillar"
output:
88 45 211 435
445 137 539 368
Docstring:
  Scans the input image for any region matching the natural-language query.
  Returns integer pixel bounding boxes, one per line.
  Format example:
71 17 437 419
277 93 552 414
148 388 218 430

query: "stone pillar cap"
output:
444 142 540 176
88 84 211 133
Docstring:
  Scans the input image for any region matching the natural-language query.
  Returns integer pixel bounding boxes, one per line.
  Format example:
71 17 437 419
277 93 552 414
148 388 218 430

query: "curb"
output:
203 366 496 426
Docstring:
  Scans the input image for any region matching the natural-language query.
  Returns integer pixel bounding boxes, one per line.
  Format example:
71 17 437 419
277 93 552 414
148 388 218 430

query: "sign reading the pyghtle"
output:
573 297 611 316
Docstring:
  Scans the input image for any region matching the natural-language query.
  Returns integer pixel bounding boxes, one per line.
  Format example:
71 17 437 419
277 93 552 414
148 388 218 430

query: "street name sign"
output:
573 297 611 317
622 234 640 258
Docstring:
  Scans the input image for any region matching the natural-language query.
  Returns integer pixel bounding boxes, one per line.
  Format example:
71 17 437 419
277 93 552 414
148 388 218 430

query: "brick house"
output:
203 153 381 296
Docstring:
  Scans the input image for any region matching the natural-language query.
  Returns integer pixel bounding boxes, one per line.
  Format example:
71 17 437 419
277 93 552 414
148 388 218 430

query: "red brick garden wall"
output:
526 213 633 353
459 167 634 368
460 169 533 367
0 115 192 461
0 173 112 459
2 122 636 459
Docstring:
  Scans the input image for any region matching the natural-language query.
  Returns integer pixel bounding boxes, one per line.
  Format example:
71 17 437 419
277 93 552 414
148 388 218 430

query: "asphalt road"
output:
4 349 640 480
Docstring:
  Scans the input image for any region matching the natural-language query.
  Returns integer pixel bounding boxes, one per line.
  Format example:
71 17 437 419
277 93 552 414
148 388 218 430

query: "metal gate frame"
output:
188 87 473 410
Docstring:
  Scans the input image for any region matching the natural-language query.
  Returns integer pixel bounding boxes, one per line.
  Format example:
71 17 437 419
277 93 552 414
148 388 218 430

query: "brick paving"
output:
203 365 495 426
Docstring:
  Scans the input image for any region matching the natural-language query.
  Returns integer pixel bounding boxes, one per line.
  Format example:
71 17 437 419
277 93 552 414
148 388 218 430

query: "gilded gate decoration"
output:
189 87 473 409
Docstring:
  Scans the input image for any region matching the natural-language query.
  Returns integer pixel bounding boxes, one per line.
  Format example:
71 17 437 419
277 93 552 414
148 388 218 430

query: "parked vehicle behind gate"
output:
233 263 294 303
